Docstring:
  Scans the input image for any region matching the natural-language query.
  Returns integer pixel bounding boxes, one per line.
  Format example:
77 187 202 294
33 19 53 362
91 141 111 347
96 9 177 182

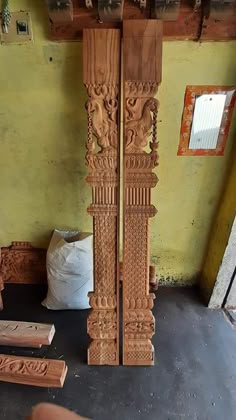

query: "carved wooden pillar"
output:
83 29 120 365
122 21 162 365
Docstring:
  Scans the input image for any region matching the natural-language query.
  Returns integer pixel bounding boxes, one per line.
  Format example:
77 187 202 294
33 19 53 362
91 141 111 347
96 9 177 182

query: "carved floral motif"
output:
125 81 158 97
124 294 155 310
0 357 48 376
124 310 155 339
88 293 117 309
87 310 117 339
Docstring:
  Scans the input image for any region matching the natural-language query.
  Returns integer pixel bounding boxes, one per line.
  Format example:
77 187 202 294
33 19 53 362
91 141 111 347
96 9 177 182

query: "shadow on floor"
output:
0 285 236 420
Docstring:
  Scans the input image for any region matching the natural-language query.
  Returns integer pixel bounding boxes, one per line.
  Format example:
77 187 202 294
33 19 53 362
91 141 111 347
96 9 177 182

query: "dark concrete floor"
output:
0 285 236 420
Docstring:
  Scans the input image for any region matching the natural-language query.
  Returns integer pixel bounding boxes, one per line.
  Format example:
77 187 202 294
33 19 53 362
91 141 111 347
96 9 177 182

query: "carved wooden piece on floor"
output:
83 29 120 365
0 321 55 348
1 242 47 284
123 20 162 365
0 354 68 387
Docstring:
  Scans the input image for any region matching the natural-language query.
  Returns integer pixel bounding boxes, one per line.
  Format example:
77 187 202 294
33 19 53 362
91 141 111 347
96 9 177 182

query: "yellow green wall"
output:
200 150 236 300
0 0 236 285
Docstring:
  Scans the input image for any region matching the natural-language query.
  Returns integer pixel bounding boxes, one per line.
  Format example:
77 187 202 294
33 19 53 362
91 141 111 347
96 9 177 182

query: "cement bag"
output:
42 229 93 310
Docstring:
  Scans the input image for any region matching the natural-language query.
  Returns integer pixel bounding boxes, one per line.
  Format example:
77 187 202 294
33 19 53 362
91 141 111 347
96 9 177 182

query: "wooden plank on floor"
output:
0 354 68 388
0 321 55 348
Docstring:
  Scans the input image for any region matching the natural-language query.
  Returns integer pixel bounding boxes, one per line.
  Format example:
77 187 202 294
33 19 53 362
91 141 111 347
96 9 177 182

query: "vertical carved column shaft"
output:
123 21 162 365
83 29 120 365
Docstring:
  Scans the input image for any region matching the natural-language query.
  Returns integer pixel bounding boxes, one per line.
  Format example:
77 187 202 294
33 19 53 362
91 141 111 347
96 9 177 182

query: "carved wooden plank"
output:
0 321 55 348
1 242 47 284
0 269 3 311
0 354 68 388
83 29 120 365
122 20 162 366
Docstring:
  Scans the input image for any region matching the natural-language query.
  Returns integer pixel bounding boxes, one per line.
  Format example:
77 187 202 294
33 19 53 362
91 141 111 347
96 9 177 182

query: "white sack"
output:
42 229 93 310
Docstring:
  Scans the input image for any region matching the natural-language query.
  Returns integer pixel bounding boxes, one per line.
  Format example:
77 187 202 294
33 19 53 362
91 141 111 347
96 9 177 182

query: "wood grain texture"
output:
0 354 67 388
123 20 162 83
122 20 162 366
83 29 120 85
0 321 55 348
83 29 121 365
1 242 47 284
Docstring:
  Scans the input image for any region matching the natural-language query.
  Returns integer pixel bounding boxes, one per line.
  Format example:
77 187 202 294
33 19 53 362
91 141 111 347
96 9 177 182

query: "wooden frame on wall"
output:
178 85 236 157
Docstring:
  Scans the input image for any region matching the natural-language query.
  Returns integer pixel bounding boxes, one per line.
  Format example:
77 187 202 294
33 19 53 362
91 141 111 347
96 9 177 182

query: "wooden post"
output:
83 29 121 365
122 20 162 365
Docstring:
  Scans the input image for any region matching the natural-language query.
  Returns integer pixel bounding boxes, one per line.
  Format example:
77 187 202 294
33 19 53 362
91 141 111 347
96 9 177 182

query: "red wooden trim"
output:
178 85 236 157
